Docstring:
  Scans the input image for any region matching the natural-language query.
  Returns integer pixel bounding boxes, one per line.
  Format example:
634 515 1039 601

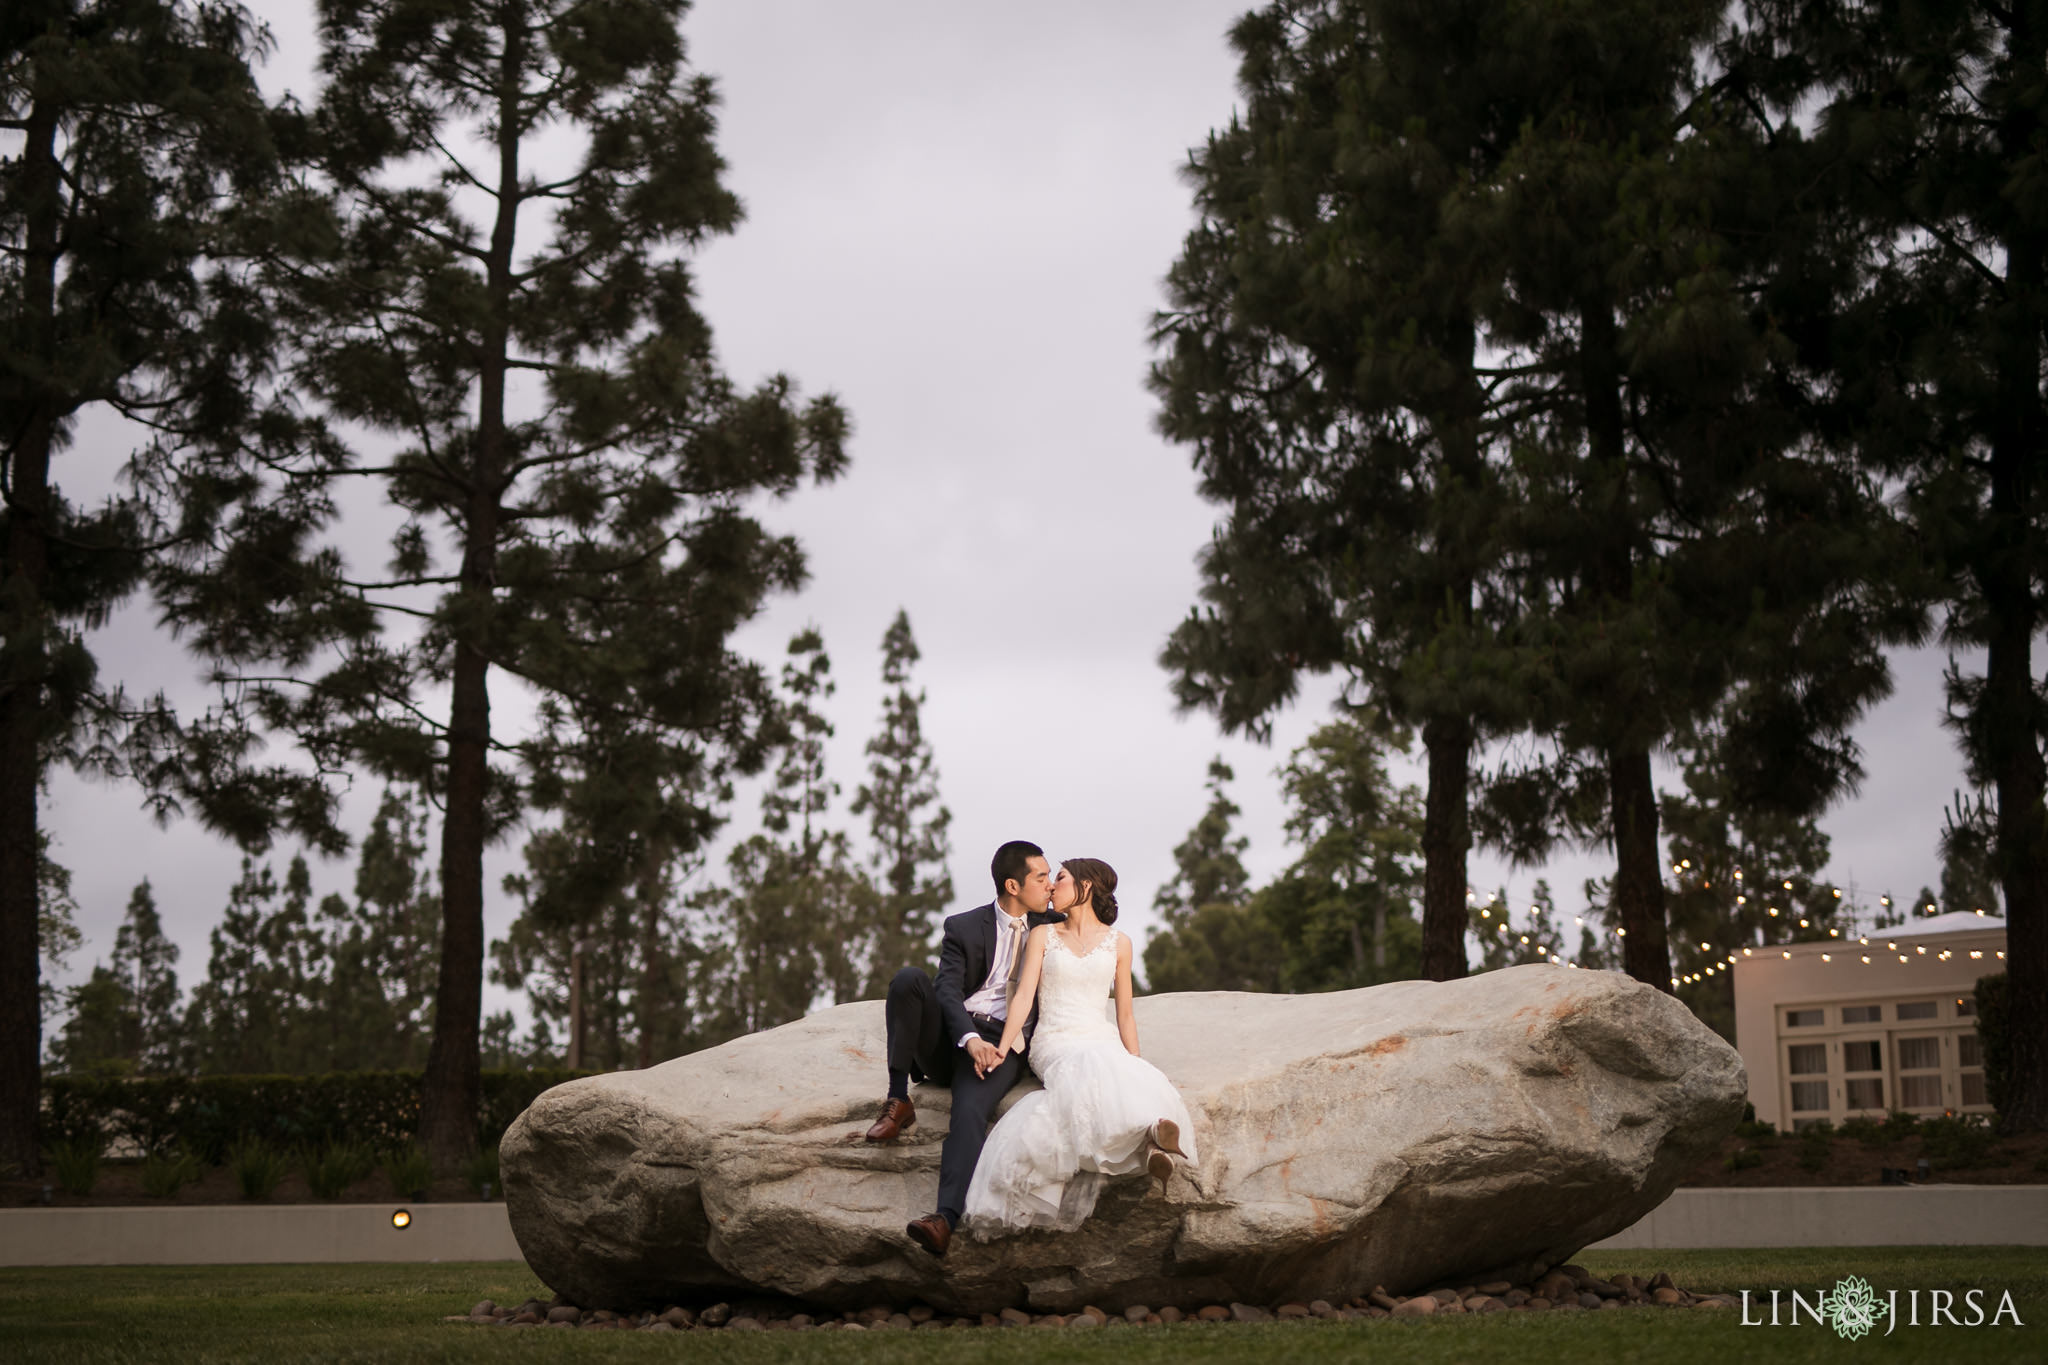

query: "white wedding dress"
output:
960 929 1197 1239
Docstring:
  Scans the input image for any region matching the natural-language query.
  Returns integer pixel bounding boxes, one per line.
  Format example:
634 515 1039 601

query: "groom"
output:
864 839 1061 1257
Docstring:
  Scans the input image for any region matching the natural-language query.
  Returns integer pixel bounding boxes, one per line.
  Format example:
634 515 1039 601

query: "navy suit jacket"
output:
934 901 1066 1054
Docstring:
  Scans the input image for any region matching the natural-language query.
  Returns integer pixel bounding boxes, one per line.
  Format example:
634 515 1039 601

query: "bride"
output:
960 857 1197 1239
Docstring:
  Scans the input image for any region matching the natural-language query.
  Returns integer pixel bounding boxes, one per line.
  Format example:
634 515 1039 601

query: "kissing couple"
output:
864 840 1198 1257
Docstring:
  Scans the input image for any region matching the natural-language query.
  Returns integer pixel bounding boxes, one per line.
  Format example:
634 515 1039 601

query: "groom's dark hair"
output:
991 840 1044 896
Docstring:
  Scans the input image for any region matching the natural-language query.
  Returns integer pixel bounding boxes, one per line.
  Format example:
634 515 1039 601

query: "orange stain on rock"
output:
1367 1034 1407 1056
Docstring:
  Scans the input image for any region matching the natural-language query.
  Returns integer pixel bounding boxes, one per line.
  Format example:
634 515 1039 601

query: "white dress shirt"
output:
959 904 1032 1049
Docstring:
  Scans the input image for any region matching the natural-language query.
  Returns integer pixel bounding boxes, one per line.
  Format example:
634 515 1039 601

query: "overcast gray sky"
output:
41 0 1979 1032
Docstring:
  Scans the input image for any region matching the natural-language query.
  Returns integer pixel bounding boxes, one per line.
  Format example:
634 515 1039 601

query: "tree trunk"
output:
1609 747 1673 990
0 102 62 1179
1579 294 1672 991
1420 715 1472 980
420 9 524 1172
1984 8 2048 1131
637 856 662 1070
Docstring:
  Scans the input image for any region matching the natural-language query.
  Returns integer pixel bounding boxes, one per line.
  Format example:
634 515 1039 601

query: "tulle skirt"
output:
960 1024 1197 1239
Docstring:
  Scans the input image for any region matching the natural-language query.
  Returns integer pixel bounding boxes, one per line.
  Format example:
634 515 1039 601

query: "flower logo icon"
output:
1823 1275 1885 1341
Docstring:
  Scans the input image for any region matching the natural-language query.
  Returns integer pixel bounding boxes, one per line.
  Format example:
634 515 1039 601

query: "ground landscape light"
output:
392 1209 411 1230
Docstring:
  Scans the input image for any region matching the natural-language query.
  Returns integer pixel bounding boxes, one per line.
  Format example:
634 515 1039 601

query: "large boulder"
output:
501 964 1743 1313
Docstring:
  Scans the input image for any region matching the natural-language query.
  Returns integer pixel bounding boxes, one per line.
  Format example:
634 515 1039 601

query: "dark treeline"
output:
6 0 2045 1190
3 0 848 1178
1149 0 2043 1131
40 613 953 1079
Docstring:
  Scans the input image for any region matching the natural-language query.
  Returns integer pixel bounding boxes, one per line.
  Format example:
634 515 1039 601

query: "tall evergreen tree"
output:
1273 712 1424 980
705 629 876 1030
1143 758 1261 992
153 0 848 1169
1153 0 1533 983
35 832 82 1036
110 880 181 1072
850 610 953 993
49 965 136 1074
318 789 439 1070
1730 0 2047 1128
0 0 287 1175
1151 758 1251 928
1464 0 1920 993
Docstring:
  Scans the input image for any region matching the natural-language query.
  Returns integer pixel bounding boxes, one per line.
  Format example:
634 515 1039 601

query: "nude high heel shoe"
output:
1149 1118 1186 1159
1145 1145 1174 1194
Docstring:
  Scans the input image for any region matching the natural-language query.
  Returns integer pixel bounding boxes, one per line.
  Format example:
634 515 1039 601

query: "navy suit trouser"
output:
884 966 1029 1228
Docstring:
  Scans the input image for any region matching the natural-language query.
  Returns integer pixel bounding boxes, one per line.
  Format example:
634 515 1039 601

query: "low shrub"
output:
466 1144 500 1199
382 1145 431 1200
1734 1118 1778 1143
1974 973 2009 1123
1796 1120 1833 1172
1918 1114 2001 1171
140 1149 203 1199
39 1068 590 1160
304 1140 377 1200
48 1136 102 1196
1723 1147 1765 1172
1838 1115 1885 1145
229 1137 290 1201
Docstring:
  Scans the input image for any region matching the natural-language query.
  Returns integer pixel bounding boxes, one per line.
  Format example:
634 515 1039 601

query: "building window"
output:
1843 1040 1882 1072
1788 1044 1827 1075
1896 1001 1937 1021
1959 1035 1982 1068
1786 1008 1824 1028
1962 1072 1987 1106
1790 1080 1829 1113
1898 1075 1943 1108
1842 1004 1881 1024
1845 1078 1884 1110
1897 1036 1940 1070
1956 997 1977 1019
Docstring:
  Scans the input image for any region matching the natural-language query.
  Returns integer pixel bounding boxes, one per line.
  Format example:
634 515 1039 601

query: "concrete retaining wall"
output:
0 1202 520 1266
1589 1185 2048 1249
3 1186 2042 1266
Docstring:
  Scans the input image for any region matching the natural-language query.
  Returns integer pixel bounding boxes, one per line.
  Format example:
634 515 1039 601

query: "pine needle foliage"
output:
149 0 848 1169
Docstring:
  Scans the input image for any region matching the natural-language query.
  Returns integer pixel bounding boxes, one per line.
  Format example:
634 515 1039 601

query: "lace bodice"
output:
1033 928 1121 1041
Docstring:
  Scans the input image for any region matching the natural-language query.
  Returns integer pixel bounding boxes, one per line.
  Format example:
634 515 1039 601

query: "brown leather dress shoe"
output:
906 1213 952 1257
864 1098 915 1142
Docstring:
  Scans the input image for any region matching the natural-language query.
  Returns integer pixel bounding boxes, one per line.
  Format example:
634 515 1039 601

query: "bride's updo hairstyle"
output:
1062 857 1119 924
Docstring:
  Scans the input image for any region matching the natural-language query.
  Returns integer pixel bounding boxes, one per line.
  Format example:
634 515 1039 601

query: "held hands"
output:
966 1036 1006 1078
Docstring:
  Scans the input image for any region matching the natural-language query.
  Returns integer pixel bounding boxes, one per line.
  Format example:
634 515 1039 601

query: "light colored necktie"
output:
1003 915 1028 1015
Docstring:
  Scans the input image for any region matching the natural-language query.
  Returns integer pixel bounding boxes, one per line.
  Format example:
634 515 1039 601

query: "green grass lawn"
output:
0 1248 2039 1364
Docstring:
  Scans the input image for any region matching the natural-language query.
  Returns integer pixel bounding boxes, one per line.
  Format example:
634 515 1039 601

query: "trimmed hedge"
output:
40 1069 592 1161
1974 972 2010 1123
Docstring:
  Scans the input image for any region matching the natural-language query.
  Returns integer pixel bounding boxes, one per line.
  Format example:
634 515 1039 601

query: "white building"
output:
1730 911 2008 1129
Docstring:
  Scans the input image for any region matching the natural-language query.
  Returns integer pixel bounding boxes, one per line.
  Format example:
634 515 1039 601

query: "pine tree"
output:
1153 0 1530 983
1152 759 1251 928
1 0 289 1175
110 881 181 1073
152 0 849 1168
705 629 876 1030
1143 759 1276 993
49 966 136 1074
319 789 439 1069
1272 712 1425 983
850 610 953 992
1729 0 2047 1129
1461 0 1920 995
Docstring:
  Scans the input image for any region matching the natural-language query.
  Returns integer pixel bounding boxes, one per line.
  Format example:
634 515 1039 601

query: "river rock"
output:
502 963 1742 1313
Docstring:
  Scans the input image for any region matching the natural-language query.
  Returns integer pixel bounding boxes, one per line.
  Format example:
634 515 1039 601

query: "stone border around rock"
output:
448 1265 1742 1331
